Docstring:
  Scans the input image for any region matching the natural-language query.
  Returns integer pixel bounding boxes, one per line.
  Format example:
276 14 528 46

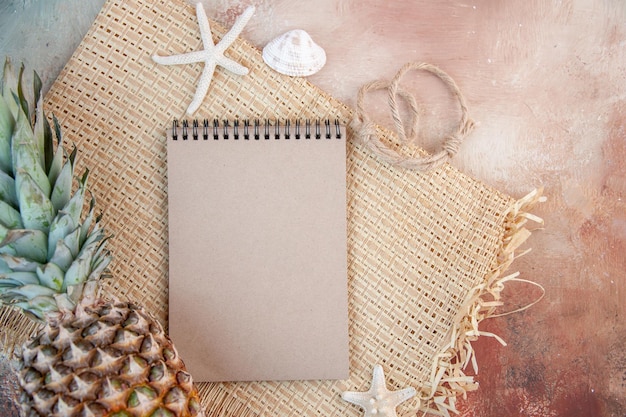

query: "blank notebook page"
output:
166 121 349 382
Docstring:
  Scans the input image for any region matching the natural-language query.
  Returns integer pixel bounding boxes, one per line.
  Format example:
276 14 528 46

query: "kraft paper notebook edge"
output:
166 121 349 382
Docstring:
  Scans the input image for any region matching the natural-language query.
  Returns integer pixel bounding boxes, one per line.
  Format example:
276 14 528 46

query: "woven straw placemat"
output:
0 0 542 415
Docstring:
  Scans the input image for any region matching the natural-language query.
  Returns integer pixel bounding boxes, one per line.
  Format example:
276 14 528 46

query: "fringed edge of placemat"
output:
414 188 545 416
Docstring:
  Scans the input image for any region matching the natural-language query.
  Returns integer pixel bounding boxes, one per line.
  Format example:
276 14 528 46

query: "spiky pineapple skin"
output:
16 299 205 417
0 61 206 417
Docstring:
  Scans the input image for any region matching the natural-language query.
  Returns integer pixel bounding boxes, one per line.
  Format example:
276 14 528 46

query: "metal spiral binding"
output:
171 119 342 140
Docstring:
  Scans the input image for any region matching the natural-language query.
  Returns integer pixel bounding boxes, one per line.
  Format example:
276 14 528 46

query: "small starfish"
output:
342 365 417 417
153 2 254 115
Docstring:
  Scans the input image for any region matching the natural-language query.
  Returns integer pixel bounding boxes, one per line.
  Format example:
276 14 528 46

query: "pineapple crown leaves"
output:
0 59 112 320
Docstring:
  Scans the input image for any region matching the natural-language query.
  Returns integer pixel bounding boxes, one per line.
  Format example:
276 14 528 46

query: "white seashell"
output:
262 29 327 77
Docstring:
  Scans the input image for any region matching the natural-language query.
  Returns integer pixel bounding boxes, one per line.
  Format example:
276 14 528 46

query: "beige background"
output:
1 0 624 415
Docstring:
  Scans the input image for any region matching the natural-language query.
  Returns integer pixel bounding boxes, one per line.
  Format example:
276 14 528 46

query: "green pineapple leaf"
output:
48 240 74 271
14 140 51 198
1 283 56 301
0 61 112 319
33 99 45 169
47 144 65 190
12 101 49 190
0 95 14 173
0 170 17 208
89 245 112 281
33 71 42 108
16 171 55 232
0 253 42 272
79 197 96 245
63 257 90 289
62 169 88 227
0 271 39 286
36 263 64 291
52 114 63 148
2 59 20 118
15 295 57 319
15 63 29 122
0 199 23 229
47 213 77 260
50 160 73 212
0 229 47 264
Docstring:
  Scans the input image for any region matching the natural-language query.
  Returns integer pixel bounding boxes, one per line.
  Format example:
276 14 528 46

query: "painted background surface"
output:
1 1 624 416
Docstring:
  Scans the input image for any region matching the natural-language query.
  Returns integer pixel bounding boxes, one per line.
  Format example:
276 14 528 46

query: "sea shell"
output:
262 29 327 77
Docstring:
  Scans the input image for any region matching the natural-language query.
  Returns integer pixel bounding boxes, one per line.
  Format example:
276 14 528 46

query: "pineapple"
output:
0 60 205 417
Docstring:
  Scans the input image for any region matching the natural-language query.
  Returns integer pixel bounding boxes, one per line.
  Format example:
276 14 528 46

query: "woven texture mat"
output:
0 0 542 415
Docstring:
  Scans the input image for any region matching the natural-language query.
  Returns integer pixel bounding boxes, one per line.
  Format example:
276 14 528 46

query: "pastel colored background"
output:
1 1 624 416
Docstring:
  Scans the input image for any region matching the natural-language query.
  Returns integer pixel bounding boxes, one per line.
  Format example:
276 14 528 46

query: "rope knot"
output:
443 135 462 157
353 61 474 172
350 117 379 146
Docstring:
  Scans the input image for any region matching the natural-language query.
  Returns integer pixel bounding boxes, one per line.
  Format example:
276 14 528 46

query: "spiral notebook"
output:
166 119 349 382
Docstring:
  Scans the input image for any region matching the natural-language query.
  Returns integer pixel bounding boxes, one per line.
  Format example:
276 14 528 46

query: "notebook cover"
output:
166 123 349 382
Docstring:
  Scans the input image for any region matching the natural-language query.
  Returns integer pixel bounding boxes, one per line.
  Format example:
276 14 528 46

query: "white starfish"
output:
342 365 417 417
153 2 254 115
